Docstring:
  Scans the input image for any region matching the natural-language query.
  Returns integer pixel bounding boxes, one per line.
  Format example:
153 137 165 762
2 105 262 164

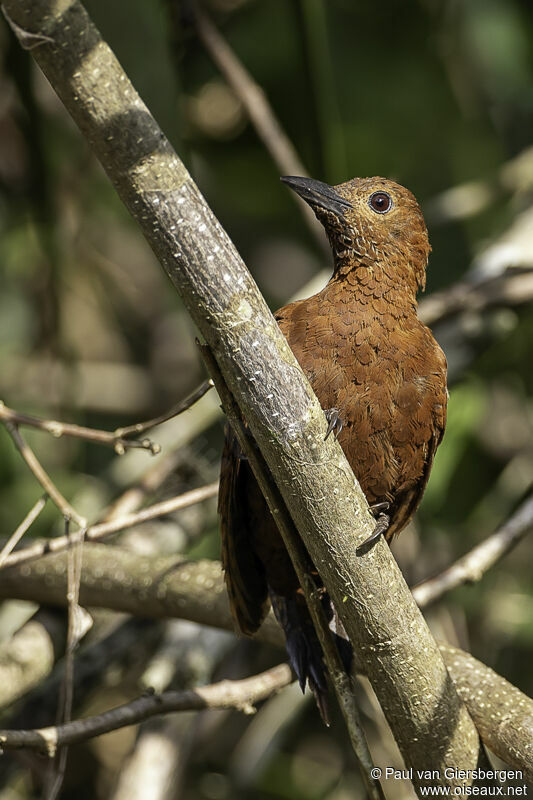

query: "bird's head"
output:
281 175 430 292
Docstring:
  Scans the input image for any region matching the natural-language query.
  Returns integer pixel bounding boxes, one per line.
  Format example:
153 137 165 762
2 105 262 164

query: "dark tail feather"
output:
219 427 269 635
270 590 352 725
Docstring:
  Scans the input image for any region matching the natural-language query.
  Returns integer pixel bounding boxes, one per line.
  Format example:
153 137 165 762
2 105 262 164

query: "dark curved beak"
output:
281 175 351 217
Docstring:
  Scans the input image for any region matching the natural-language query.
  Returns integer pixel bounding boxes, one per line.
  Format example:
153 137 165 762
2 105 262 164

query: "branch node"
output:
48 422 63 438
239 702 257 716
1 8 54 49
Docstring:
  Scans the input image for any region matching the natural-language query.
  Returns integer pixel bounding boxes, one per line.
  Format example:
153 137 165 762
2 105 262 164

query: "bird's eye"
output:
369 191 392 214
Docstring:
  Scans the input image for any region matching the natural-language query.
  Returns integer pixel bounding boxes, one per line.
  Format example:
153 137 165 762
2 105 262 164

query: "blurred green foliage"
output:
1 0 533 797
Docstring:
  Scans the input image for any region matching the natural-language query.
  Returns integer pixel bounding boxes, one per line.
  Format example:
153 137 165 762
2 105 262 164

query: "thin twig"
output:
114 379 214 440
199 344 383 800
189 1 326 251
0 401 158 455
413 492 533 608
0 481 219 570
45 520 87 800
0 664 293 754
0 494 47 567
3 421 87 528
102 448 185 521
103 379 216 520
300 574 383 800
191 3 305 174
0 380 213 455
0 383 212 455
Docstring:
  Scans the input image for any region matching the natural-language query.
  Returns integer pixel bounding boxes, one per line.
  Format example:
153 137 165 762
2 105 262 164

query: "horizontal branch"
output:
0 544 531 777
0 663 292 755
0 543 282 646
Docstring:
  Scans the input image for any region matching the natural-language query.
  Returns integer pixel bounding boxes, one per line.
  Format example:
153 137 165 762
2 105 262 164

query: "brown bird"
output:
218 175 447 713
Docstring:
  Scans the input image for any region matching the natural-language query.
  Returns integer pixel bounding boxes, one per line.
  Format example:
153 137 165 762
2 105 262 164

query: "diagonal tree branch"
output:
0 495 48 567
200 344 382 799
3 421 86 528
441 643 533 782
418 267 533 328
1 0 487 790
413 492 533 607
187 1 326 251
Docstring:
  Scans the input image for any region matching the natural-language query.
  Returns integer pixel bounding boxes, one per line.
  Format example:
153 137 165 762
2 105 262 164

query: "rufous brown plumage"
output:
218 175 448 714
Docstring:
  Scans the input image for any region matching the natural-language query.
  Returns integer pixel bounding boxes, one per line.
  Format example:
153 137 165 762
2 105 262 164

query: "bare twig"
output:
114 379 214 441
0 494 47 567
189 1 326 250
191 3 305 175
296 0 346 181
200 345 383 800
0 481 219 570
106 380 221 510
0 383 212 456
3 421 86 528
0 664 292 754
0 401 158 455
45 521 87 800
102 448 185 521
413 493 533 608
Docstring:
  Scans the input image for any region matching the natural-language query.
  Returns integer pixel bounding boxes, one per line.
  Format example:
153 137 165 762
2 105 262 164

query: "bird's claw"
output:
357 511 390 553
369 501 390 517
324 408 343 440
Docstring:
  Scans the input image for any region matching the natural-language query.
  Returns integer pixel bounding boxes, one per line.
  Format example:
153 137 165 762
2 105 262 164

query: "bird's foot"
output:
369 501 390 517
357 504 391 553
324 408 343 440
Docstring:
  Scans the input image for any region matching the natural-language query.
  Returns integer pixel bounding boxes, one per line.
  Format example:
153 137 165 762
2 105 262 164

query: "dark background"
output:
0 1 532 797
